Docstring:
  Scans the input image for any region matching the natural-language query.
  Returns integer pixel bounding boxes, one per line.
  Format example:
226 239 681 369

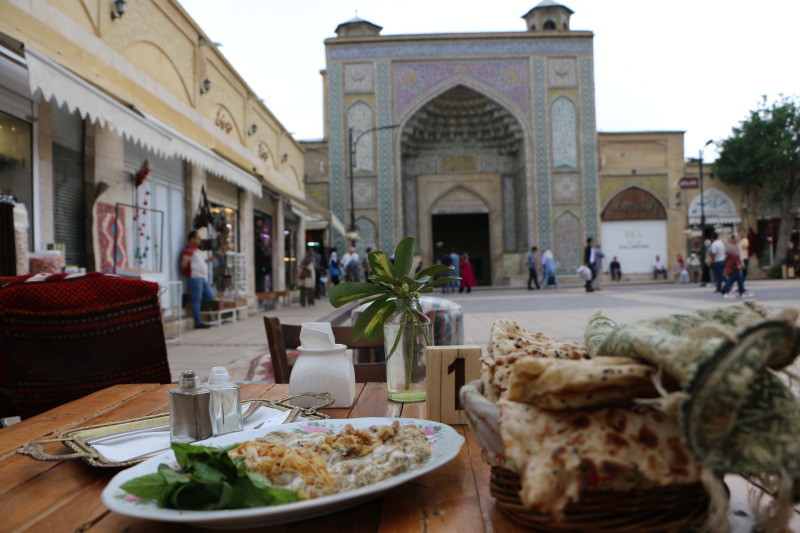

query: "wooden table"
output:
0 382 527 533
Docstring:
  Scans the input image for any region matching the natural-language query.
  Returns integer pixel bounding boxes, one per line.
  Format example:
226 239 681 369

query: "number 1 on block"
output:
425 345 482 424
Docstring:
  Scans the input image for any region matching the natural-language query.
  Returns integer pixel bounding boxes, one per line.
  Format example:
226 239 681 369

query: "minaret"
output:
522 1 574 32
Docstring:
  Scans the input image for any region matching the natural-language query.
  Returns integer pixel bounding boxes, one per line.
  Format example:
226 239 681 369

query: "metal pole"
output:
348 127 356 247
699 148 706 238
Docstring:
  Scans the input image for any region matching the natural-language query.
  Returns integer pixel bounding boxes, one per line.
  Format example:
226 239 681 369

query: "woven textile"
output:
584 302 800 477
0 273 172 419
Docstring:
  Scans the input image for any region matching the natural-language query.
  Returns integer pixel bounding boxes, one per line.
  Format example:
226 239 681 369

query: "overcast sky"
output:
183 0 799 162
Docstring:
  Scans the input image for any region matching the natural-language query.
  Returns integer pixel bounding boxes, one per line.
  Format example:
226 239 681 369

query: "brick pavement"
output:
168 278 800 383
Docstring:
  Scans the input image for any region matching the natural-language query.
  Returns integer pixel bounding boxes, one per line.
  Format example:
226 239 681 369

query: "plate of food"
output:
101 417 464 528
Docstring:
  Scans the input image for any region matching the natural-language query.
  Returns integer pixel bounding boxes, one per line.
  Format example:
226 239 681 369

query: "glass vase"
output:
383 298 432 402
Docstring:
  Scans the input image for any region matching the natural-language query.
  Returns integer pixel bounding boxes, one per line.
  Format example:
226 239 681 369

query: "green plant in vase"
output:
328 237 460 402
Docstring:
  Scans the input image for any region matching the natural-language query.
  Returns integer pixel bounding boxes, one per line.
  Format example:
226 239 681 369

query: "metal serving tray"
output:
17 393 332 468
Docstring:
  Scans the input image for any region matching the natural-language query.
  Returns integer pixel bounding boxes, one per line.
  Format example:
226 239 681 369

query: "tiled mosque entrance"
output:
401 84 528 285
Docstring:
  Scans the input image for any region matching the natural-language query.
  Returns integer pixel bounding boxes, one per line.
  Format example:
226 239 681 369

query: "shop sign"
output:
678 177 699 189
601 187 666 221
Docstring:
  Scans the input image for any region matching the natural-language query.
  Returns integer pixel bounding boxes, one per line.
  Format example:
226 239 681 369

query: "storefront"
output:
600 186 667 274
0 42 34 274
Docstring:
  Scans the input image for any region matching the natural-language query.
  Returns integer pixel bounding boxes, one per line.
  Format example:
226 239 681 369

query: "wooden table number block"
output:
425 345 482 424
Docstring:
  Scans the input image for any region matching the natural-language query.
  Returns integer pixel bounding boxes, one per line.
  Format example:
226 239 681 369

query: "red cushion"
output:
0 273 172 419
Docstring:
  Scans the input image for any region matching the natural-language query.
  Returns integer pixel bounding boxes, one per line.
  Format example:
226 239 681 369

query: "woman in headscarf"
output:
299 248 316 307
541 249 559 288
459 252 478 293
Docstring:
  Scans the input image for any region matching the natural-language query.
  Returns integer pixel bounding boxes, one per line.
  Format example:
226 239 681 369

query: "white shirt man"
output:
708 233 727 293
341 247 360 282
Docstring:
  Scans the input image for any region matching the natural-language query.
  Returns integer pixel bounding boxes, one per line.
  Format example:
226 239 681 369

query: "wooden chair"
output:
263 316 386 384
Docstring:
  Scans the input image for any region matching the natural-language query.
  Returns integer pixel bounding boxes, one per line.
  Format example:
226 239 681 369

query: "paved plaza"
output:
168 278 800 383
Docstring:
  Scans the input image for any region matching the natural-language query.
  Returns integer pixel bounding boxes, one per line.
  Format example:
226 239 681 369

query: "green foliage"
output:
120 442 299 510
716 95 800 264
715 95 800 205
768 263 783 279
328 237 460 345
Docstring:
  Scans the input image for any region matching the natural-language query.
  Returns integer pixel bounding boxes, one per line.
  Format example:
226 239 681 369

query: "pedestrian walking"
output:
439 250 454 294
527 246 540 290
541 249 559 288
298 248 316 307
592 244 605 290
449 249 461 293
708 232 727 293
180 230 216 329
459 252 477 293
583 237 596 292
328 248 341 285
738 229 750 280
687 252 701 283
722 234 753 299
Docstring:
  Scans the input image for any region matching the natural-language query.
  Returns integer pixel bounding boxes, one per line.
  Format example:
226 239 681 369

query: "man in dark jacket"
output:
583 237 596 292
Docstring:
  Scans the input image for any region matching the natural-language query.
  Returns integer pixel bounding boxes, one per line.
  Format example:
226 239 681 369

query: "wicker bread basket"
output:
461 380 710 532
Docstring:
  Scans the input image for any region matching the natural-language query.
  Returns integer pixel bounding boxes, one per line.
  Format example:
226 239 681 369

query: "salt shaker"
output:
169 370 213 443
208 366 243 435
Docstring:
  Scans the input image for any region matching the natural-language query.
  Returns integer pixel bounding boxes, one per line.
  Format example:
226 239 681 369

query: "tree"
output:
715 95 800 266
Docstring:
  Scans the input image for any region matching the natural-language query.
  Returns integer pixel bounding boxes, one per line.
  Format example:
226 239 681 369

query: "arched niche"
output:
347 101 375 173
553 210 581 273
601 186 666 221
431 185 490 215
122 41 190 105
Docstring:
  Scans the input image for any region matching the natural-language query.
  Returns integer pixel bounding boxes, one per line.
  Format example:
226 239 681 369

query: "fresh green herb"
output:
120 441 299 510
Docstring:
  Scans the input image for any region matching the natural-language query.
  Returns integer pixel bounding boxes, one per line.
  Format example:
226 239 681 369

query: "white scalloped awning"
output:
24 47 261 197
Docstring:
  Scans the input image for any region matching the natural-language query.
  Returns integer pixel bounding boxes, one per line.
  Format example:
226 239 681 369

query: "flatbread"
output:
499 399 703 518
483 319 589 401
505 355 659 410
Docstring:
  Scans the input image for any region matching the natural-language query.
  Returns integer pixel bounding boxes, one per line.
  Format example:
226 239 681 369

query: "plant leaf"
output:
120 472 169 501
392 237 415 279
369 251 395 279
353 298 395 341
416 264 452 278
328 282 386 307
427 276 461 288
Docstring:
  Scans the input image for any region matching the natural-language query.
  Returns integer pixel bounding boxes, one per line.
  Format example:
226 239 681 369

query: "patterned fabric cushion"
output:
0 273 172 419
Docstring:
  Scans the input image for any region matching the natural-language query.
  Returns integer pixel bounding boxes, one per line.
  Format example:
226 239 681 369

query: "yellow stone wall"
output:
1 0 305 198
598 132 688 270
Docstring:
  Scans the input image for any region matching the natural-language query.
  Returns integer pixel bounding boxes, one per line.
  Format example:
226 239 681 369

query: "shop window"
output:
210 203 237 291
0 111 33 250
254 212 273 293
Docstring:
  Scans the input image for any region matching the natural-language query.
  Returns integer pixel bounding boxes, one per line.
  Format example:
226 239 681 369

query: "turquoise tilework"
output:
328 39 592 61
580 56 598 240
376 60 395 251
328 64 346 253
531 57 551 251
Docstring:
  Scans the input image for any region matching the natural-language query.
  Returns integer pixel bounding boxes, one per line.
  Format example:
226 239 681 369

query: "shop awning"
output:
24 47 262 197
688 215 742 225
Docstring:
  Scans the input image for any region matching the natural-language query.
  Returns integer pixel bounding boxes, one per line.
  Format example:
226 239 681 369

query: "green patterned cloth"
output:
584 302 800 477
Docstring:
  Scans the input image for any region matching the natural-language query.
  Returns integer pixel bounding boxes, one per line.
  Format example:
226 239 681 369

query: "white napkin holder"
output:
289 322 355 408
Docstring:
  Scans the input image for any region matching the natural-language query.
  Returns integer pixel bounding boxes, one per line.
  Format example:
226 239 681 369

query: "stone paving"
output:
168 278 800 383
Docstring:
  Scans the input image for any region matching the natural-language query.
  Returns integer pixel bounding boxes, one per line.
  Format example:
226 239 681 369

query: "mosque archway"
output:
399 84 527 285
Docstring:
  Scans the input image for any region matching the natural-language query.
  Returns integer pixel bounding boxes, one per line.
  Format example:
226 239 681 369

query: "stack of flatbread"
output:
484 319 704 519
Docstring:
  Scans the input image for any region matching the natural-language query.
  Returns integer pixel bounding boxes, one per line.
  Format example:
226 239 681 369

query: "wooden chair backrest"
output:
263 316 385 384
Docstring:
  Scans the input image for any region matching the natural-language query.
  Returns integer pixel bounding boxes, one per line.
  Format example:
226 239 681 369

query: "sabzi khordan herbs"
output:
120 441 298 510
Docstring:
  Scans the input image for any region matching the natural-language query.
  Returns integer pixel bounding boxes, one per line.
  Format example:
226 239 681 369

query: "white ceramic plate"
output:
101 417 464 528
